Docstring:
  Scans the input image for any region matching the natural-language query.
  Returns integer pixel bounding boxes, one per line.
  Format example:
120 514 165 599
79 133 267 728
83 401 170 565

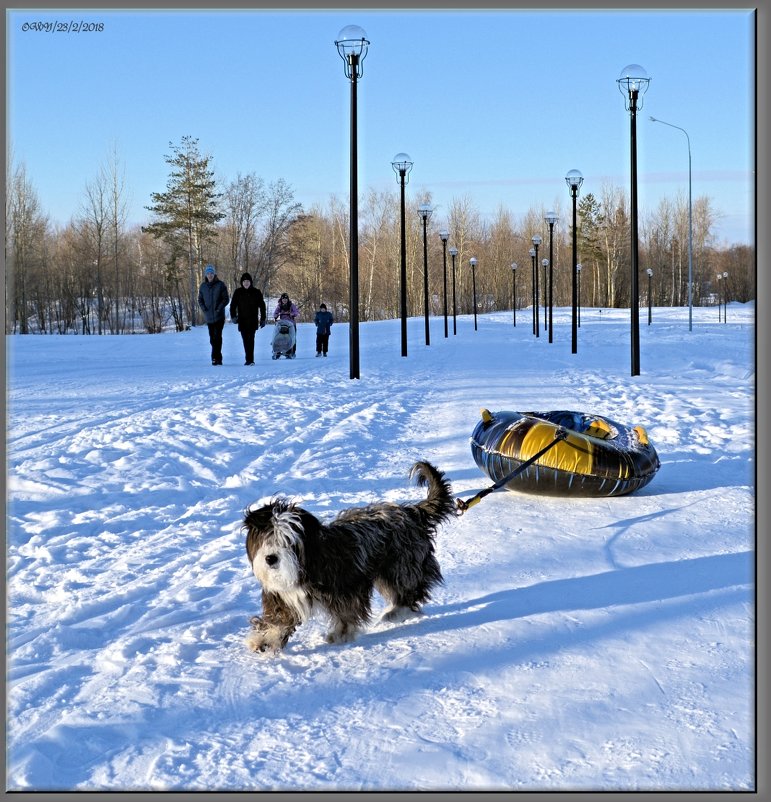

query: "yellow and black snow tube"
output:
471 409 660 497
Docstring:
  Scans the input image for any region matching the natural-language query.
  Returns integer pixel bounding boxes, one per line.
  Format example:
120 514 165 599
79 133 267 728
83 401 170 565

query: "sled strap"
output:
456 427 568 515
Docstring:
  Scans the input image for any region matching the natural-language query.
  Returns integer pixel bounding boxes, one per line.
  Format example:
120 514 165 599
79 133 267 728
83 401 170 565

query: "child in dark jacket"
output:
314 303 334 357
229 272 266 365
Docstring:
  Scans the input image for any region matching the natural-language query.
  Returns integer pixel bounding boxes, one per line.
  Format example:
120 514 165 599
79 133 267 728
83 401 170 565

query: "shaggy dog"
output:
243 461 456 652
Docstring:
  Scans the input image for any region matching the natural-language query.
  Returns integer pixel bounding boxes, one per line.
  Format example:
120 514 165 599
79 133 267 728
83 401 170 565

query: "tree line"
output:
5 136 754 335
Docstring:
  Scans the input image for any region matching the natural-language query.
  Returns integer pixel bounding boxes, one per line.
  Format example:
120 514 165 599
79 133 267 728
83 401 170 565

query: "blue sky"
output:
6 7 756 245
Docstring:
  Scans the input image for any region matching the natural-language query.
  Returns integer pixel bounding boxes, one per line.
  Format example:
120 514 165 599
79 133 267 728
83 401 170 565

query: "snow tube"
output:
470 409 660 497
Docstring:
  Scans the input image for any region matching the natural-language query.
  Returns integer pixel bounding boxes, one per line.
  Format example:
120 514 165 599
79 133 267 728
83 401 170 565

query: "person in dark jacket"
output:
197 264 229 365
229 272 266 365
313 303 334 357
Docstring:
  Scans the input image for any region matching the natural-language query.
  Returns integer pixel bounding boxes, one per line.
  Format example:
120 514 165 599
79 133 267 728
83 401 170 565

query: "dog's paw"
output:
245 626 287 654
380 605 423 624
325 624 359 644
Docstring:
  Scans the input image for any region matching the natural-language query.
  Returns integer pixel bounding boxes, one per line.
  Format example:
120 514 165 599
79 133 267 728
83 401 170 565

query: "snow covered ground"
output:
5 303 756 792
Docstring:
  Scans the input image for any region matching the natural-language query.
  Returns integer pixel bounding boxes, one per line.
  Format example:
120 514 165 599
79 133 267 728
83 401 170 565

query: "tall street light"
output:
449 246 458 335
646 268 653 324
335 25 370 380
439 230 449 337
617 63 651 377
541 258 549 332
529 247 537 335
391 152 413 358
566 169 584 354
650 116 692 331
717 273 723 322
418 203 433 345
544 211 558 343
511 262 518 327
469 257 478 331
576 263 582 326
723 271 729 323
532 235 542 337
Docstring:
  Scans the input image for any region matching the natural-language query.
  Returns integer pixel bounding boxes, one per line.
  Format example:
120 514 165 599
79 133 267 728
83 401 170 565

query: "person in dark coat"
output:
314 303 334 357
229 272 266 365
197 264 229 365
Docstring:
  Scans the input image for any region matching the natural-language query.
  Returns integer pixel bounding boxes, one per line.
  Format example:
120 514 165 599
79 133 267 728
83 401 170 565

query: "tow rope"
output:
456 427 568 514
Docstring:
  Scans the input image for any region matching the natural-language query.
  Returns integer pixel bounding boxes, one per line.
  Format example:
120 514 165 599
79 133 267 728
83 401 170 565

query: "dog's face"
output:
244 500 306 595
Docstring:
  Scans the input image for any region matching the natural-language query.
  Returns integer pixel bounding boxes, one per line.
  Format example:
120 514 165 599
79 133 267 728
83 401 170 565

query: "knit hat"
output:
204 264 215 276
240 272 253 285
320 303 327 310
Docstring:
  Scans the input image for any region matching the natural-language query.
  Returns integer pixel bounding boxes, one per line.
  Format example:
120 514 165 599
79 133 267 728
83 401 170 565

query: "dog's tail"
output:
409 461 457 527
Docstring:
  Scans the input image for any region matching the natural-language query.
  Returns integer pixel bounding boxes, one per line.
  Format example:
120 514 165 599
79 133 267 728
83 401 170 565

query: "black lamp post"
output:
449 246 458 335
565 169 584 354
544 211 558 343
617 63 651 377
511 262 518 327
717 273 722 322
529 247 536 335
532 235 542 337
576 263 582 326
439 230 449 338
335 25 369 380
469 257 478 331
646 268 653 325
541 258 549 332
418 203 432 346
391 152 413 358
723 271 728 323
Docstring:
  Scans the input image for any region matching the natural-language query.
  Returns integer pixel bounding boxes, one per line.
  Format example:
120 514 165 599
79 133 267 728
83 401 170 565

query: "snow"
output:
5 304 755 792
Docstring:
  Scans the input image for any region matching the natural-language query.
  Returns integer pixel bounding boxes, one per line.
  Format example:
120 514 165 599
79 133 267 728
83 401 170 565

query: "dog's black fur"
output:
243 461 456 652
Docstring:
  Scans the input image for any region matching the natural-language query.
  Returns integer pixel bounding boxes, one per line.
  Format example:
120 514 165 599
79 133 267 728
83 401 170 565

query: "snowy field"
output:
5 304 756 792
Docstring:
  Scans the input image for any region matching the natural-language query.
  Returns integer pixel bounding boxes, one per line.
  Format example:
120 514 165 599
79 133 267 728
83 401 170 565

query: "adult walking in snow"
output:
273 293 299 357
198 264 229 365
229 272 266 365
314 303 334 357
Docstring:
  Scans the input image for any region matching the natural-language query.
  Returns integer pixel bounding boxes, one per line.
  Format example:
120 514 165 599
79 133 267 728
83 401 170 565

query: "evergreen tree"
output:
143 136 224 326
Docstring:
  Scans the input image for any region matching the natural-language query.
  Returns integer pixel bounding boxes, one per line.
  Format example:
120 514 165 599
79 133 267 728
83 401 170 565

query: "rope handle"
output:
456 427 568 515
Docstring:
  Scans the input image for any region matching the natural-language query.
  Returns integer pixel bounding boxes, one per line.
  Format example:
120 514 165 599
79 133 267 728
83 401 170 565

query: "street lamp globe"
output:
565 169 584 191
391 152 413 181
335 25 370 77
617 64 651 109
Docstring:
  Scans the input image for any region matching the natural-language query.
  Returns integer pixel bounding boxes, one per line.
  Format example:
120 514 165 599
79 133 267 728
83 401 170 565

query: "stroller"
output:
271 319 296 359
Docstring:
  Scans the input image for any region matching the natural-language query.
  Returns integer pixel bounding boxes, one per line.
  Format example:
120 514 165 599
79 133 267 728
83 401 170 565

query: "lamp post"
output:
544 211 558 343
391 152 413 358
541 258 549 332
717 273 722 322
449 246 458 335
532 235 542 337
335 25 370 380
529 247 536 335
723 271 728 323
566 169 584 354
650 116 692 332
439 230 449 338
511 262 518 327
418 202 433 346
469 257 478 331
617 63 650 377
646 268 653 324
576 263 582 326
